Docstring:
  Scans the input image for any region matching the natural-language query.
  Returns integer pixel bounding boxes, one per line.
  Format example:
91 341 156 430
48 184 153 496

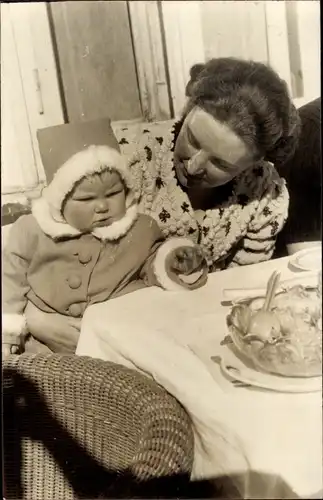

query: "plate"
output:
289 246 322 272
222 271 319 304
220 356 322 393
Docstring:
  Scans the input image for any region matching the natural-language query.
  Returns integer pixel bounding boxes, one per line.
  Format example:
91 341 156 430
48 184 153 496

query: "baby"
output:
2 118 208 357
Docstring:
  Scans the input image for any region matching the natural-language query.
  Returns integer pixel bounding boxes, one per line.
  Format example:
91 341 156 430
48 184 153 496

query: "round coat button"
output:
78 250 92 264
68 303 83 317
67 275 82 289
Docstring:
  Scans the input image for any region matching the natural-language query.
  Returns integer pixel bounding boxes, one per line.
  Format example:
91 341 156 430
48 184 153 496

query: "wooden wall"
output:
50 1 142 123
200 1 268 64
1 3 64 195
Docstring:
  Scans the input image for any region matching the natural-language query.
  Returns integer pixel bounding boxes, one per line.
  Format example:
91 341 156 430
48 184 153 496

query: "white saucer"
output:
289 246 322 272
223 271 319 304
220 356 322 393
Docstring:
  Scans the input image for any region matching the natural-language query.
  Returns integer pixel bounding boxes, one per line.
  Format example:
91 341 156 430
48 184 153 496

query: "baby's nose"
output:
96 199 109 212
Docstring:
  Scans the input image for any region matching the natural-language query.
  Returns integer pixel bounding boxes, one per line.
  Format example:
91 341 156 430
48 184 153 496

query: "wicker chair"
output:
3 353 194 499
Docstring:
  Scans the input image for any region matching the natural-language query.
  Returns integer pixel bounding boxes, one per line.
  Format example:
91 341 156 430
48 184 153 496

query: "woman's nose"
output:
186 151 208 176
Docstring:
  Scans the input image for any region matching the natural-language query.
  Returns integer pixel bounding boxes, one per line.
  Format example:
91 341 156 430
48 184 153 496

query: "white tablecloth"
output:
77 257 322 498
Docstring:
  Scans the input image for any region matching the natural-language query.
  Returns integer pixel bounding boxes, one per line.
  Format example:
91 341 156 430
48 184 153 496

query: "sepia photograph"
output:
1 1 321 499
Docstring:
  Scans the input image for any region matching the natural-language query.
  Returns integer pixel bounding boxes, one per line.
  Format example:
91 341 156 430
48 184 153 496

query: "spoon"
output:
244 271 281 343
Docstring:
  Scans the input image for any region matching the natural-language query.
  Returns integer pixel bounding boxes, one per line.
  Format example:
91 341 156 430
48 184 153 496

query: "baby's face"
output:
63 170 127 232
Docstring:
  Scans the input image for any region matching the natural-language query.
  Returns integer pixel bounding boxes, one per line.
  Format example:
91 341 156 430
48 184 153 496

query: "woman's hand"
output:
2 332 24 360
25 302 81 354
167 245 208 288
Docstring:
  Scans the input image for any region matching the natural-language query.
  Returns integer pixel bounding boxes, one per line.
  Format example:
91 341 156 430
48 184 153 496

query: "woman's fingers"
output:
3 344 12 359
2 343 20 358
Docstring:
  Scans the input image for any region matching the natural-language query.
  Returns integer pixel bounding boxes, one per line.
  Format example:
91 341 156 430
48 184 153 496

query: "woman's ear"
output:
265 103 301 166
185 63 205 97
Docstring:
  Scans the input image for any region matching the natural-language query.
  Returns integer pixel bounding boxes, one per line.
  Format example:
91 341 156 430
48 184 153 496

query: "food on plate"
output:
226 274 322 377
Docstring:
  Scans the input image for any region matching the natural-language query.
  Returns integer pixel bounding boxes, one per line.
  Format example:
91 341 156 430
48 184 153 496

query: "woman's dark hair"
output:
184 58 301 165
274 98 321 255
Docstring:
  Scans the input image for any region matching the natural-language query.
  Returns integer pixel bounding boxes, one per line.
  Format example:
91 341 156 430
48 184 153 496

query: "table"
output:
78 256 322 498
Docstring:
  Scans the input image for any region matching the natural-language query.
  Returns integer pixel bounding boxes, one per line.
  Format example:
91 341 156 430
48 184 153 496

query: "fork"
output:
211 355 252 388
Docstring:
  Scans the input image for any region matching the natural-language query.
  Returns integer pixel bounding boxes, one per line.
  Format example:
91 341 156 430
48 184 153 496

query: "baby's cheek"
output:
78 206 94 227
89 207 98 222
117 198 127 215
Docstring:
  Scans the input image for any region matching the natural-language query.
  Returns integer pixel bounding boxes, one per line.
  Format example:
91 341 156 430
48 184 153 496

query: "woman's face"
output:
174 107 256 189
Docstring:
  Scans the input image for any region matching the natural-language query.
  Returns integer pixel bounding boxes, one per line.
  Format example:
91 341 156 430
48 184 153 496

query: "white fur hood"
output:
32 144 138 241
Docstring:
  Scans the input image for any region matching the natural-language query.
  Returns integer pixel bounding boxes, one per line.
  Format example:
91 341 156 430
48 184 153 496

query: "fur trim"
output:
33 144 139 241
32 197 138 241
43 145 134 217
32 197 81 239
178 269 204 284
2 313 28 336
153 237 196 291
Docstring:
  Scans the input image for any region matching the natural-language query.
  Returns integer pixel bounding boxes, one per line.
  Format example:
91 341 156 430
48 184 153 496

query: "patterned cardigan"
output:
112 120 289 271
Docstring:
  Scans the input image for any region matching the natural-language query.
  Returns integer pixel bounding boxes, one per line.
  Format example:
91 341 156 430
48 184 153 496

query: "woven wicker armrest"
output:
3 353 194 499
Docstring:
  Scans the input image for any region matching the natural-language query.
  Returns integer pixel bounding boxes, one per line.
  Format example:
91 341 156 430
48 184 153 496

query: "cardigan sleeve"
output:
2 215 37 336
228 166 289 267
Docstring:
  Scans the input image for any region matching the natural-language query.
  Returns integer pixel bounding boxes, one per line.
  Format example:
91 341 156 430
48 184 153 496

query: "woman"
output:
274 97 321 257
117 58 300 270
25 57 301 353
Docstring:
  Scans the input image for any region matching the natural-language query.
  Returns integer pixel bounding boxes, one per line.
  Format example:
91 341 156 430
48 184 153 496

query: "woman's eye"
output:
210 157 221 166
211 157 233 170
